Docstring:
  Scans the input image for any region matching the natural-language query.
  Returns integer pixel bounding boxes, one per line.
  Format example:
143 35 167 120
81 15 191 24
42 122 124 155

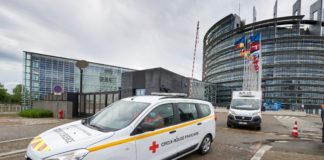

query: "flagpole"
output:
243 56 246 90
258 33 262 91
239 0 241 16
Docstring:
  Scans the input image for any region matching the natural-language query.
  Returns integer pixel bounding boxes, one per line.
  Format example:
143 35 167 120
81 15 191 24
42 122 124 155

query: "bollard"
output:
58 109 64 119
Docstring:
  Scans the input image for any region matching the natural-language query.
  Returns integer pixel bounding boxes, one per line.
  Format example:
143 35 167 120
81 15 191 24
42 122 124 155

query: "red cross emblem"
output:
149 141 159 153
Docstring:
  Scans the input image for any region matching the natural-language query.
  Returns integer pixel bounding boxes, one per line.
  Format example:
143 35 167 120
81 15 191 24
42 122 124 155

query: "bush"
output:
19 108 53 118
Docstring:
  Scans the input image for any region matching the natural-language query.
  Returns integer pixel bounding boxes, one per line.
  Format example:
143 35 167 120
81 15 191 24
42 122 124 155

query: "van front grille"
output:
235 116 252 121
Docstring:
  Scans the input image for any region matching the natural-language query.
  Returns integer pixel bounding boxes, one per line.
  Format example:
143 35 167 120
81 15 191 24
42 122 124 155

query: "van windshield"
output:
231 99 260 110
86 100 150 132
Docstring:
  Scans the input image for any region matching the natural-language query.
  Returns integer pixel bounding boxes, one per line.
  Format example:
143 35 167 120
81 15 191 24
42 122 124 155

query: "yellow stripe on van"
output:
88 115 214 152
34 141 45 151
30 136 51 152
43 146 50 152
31 138 42 144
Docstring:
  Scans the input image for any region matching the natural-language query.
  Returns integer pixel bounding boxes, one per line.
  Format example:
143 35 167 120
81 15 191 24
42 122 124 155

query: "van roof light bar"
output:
151 92 188 97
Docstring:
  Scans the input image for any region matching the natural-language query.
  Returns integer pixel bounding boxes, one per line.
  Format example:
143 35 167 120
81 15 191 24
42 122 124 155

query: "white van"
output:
25 96 216 160
227 91 262 130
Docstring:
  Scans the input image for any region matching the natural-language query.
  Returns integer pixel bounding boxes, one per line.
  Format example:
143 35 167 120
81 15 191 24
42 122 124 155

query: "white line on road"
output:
0 149 26 157
0 137 33 144
250 145 272 160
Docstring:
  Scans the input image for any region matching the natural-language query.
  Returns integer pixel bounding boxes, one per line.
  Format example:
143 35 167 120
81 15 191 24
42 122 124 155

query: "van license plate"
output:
239 122 247 125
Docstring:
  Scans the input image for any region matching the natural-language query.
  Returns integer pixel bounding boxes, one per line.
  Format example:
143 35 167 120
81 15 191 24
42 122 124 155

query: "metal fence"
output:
0 104 21 113
305 105 321 115
37 91 120 117
79 91 120 116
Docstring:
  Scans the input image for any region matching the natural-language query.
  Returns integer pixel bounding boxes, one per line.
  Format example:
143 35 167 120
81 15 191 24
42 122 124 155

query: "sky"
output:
0 0 317 93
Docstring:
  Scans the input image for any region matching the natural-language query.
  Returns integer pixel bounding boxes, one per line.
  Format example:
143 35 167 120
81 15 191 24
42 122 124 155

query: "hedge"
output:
19 108 53 118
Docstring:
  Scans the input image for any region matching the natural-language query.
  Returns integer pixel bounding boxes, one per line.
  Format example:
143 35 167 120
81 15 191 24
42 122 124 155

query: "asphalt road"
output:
182 113 324 160
0 123 69 141
1 113 324 160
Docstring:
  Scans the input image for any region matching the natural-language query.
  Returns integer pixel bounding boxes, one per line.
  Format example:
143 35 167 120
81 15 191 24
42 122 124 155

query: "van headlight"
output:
44 149 89 160
229 110 236 115
252 112 260 117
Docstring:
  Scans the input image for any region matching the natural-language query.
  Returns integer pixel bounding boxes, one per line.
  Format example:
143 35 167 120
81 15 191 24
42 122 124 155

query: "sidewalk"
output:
215 108 308 117
0 116 72 126
262 110 306 117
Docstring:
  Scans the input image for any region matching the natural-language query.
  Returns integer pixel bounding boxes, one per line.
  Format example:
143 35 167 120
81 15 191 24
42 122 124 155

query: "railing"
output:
41 91 121 117
304 105 321 115
0 104 21 113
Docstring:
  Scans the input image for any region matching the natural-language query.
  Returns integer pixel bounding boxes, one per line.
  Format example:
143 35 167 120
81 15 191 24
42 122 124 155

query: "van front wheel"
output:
198 135 212 155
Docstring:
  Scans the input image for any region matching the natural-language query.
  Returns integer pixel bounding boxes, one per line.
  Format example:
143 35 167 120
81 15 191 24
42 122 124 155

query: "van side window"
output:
177 103 198 122
142 104 174 130
198 104 211 118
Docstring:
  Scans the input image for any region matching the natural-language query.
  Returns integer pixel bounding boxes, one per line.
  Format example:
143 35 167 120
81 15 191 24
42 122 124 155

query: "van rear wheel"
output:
198 135 212 155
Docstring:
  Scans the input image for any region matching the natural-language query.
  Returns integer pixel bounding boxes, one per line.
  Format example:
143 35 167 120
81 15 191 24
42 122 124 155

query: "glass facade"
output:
203 14 324 106
22 52 134 106
191 80 217 105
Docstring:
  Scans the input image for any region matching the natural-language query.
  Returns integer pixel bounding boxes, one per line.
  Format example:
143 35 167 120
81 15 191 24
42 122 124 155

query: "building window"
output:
136 89 146 96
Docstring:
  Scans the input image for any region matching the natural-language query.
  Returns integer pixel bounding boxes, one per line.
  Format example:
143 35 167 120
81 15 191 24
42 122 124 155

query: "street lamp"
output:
76 60 89 115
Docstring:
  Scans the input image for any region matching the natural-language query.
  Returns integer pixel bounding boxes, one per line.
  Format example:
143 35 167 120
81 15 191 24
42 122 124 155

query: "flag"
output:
255 64 259 72
246 38 251 50
240 50 245 57
251 50 260 57
253 58 259 64
249 33 261 43
235 36 245 49
240 49 250 59
250 42 260 53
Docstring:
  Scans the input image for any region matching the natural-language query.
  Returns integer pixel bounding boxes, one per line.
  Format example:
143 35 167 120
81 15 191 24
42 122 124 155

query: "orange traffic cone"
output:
291 121 299 137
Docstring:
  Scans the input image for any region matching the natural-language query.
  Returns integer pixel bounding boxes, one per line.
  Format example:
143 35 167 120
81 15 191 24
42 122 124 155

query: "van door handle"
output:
197 122 202 126
169 130 176 134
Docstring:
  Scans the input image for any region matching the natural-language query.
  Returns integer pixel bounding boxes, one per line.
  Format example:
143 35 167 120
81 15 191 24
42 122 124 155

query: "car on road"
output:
25 94 216 160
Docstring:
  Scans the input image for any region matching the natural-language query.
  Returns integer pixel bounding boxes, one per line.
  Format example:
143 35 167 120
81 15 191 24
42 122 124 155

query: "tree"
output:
11 84 22 104
0 83 9 103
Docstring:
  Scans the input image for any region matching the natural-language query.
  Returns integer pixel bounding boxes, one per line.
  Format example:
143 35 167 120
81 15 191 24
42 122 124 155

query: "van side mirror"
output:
81 117 92 124
227 106 230 110
261 106 266 112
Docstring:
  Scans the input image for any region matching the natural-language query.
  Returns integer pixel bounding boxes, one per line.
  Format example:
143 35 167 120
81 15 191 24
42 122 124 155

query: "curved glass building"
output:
203 13 324 106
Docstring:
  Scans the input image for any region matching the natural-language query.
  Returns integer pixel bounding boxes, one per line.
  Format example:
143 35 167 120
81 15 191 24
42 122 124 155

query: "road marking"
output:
0 137 33 144
0 149 26 157
274 116 296 120
250 145 272 160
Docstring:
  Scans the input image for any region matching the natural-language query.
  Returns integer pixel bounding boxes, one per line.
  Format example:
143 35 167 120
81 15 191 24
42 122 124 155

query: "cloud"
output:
0 0 320 91
0 49 20 62
0 60 22 93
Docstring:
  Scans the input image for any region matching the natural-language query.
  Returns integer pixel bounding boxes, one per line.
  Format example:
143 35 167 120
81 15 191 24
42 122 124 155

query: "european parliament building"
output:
22 51 134 106
203 0 324 106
